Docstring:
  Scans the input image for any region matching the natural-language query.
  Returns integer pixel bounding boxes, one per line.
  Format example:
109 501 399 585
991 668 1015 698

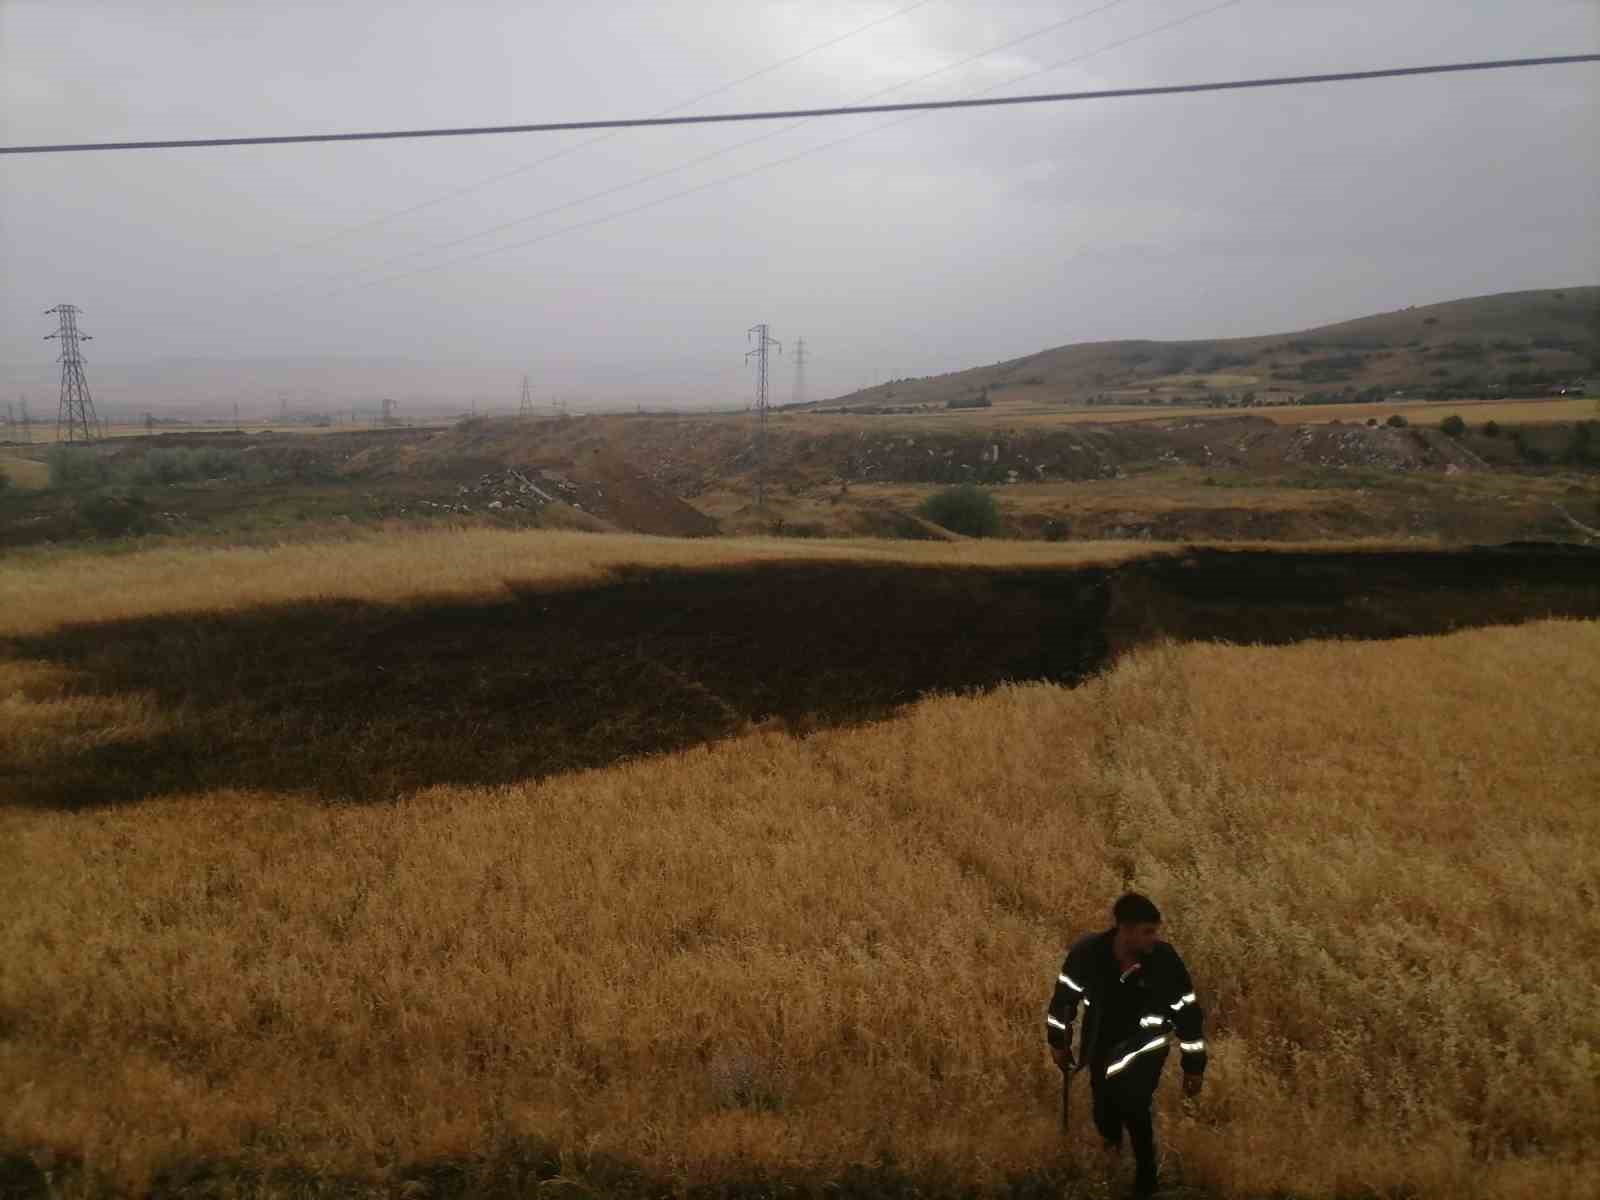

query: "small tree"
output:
1482 420 1501 438
1440 414 1467 437
918 485 1001 538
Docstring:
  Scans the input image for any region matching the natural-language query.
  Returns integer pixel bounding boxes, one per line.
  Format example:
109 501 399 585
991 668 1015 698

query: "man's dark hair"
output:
1113 892 1162 926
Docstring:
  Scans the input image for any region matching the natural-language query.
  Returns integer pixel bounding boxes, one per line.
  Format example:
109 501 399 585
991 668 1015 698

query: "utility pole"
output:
233 401 241 431
45 304 102 442
144 411 155 435
381 397 397 425
278 392 289 425
745 323 781 510
519 374 534 416
792 336 809 406
19 398 32 443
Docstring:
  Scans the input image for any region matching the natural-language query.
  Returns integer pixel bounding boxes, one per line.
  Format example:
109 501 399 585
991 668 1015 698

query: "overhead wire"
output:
309 0 1248 298
4 53 1593 155
277 0 1140 293
284 0 942 249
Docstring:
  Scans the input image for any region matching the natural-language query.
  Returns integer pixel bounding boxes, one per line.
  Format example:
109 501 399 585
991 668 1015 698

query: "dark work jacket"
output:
1045 928 1208 1087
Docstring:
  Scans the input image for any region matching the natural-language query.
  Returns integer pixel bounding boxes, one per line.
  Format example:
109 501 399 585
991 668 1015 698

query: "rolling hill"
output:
815 287 1598 411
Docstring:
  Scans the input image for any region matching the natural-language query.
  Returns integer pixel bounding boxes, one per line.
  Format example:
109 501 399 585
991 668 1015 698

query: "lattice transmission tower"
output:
745 323 781 509
520 374 534 416
45 305 102 442
792 336 808 406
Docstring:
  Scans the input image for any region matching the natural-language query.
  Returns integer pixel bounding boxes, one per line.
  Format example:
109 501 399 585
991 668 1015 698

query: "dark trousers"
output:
1090 1059 1157 1191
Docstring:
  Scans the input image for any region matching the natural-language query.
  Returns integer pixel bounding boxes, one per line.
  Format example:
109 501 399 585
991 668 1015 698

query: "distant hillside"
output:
816 287 1599 412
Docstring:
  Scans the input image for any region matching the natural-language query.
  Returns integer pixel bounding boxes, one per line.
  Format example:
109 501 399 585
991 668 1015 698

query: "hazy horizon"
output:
3 0 1596 415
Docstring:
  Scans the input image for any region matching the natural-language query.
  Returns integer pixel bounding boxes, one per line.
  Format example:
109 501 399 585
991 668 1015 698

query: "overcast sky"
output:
2 0 1596 413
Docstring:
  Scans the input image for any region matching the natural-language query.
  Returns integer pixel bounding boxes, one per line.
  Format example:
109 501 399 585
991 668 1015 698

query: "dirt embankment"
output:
500 413 1564 499
737 417 1505 489
9 544 1595 810
340 420 720 537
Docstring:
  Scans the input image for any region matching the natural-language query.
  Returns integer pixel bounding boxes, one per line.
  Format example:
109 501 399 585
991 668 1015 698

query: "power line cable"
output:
6 53 1594 155
287 0 941 249
279 0 1139 292
310 0 1246 297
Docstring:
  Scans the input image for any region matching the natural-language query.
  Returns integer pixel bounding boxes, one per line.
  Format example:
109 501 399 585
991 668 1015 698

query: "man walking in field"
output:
1046 893 1207 1198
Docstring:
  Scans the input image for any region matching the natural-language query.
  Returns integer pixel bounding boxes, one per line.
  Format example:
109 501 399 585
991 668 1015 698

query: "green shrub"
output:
917 485 1001 538
1482 420 1501 438
77 493 152 538
128 446 256 485
47 446 108 489
1386 414 1409 429
1440 415 1467 437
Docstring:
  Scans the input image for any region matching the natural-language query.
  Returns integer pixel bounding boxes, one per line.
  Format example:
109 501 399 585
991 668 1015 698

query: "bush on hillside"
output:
1386 414 1409 428
947 390 992 410
917 485 1000 538
1440 415 1467 437
1482 420 1501 438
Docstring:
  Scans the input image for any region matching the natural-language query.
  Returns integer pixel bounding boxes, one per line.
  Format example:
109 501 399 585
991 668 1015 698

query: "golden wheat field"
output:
2 532 1598 1199
0 526 1463 641
0 528 1167 637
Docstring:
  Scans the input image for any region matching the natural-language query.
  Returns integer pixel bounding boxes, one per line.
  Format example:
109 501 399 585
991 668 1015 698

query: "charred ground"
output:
8 544 1596 810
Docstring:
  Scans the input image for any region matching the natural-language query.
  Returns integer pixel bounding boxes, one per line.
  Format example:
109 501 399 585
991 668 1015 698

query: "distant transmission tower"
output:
19 398 33 443
519 374 534 416
44 304 102 442
381 397 398 425
792 336 809 406
745 323 781 510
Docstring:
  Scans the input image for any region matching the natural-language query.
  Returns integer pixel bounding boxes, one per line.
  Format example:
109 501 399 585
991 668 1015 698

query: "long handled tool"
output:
1060 1059 1078 1135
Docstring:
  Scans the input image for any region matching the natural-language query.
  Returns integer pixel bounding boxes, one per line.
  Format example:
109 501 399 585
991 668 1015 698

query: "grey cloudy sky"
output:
2 0 1596 414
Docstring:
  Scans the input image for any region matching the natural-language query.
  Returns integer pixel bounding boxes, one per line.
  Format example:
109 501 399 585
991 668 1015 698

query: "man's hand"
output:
1182 1072 1203 1099
1050 1044 1075 1073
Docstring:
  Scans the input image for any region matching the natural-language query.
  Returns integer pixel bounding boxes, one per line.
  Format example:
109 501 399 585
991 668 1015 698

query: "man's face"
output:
1121 920 1161 957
